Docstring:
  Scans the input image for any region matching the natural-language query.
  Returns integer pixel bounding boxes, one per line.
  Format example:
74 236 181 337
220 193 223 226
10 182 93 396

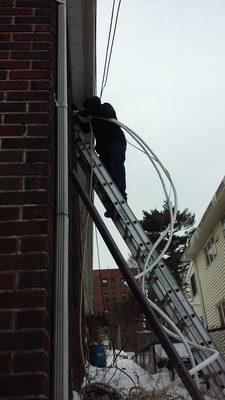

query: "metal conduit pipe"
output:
54 0 69 399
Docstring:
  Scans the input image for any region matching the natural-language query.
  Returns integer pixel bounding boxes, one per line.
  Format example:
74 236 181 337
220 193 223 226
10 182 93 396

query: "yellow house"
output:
183 177 225 357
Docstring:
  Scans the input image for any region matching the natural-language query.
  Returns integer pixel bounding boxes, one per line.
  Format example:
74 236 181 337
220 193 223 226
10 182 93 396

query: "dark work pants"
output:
99 139 127 200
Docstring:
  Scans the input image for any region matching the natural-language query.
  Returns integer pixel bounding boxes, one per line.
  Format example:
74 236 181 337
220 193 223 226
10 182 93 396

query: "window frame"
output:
204 236 217 266
190 273 197 297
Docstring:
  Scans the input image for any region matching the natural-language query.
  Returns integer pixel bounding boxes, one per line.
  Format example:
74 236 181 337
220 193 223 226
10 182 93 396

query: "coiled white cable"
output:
76 113 219 385
93 116 220 385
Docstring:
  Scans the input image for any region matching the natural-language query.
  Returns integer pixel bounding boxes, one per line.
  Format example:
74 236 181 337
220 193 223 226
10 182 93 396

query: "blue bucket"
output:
89 343 107 368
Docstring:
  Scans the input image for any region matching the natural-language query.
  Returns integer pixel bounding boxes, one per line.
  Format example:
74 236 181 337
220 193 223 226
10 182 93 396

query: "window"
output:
102 294 109 308
218 301 225 328
204 237 217 265
221 215 225 236
101 279 108 287
111 278 115 287
120 278 125 285
190 274 197 297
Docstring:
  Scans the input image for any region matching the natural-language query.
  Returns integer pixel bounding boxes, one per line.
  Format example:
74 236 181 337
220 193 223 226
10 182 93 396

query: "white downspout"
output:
54 0 69 399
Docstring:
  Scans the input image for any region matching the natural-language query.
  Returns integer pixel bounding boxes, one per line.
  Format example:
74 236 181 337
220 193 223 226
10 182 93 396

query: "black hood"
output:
83 96 101 114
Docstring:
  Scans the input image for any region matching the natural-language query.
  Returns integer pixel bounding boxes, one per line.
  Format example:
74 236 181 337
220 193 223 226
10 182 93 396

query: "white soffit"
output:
67 0 96 108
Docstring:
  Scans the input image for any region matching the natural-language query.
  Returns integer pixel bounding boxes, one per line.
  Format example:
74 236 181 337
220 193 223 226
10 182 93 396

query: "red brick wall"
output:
0 0 56 398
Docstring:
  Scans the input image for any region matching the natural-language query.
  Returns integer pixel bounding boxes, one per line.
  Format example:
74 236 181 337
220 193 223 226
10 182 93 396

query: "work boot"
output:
104 206 114 218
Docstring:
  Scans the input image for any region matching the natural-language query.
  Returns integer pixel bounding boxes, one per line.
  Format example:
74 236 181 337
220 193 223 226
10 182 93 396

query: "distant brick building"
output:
93 268 131 314
93 268 143 350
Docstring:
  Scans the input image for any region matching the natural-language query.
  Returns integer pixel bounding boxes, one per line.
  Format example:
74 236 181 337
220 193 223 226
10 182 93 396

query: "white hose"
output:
79 114 219 384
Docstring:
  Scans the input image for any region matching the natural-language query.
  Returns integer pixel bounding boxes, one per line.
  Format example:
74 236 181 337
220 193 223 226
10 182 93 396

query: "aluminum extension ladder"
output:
75 126 225 399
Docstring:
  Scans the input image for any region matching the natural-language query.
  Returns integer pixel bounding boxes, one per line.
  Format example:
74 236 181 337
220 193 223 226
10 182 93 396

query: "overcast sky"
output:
93 0 225 269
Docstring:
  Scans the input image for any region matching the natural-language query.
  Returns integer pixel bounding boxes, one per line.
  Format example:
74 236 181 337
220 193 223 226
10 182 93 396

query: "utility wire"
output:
100 0 122 98
100 0 116 99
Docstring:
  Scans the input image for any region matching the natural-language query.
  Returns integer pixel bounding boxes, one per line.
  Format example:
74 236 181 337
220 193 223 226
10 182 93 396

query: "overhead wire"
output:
99 0 116 99
100 0 122 99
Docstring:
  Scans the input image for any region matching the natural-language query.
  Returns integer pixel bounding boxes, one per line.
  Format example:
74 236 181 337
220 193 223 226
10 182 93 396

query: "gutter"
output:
54 0 69 399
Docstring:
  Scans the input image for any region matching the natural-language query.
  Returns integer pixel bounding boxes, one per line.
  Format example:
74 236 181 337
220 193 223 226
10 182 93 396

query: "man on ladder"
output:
79 96 127 217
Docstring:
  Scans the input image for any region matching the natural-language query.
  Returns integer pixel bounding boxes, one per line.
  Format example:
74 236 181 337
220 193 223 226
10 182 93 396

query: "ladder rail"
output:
75 127 225 398
71 168 205 400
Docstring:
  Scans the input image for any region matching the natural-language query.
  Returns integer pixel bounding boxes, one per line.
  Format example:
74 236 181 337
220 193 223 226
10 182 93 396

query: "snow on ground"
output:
73 351 215 399
88 357 171 396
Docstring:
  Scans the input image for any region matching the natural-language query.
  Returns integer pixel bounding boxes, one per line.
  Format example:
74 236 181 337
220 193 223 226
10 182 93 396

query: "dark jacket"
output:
84 100 126 155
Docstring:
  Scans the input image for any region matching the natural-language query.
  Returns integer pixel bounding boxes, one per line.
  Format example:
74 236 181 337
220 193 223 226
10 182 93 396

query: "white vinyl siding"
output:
194 222 225 328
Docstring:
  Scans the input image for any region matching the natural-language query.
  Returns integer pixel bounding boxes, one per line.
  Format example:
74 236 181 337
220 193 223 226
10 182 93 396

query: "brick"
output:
7 91 50 101
20 236 48 253
0 125 25 136
33 41 51 51
19 270 49 288
2 137 49 149
0 92 5 101
0 289 48 308
0 373 49 396
30 80 51 90
0 207 20 221
0 102 26 112
0 310 14 329
0 150 24 162
34 25 52 33
0 163 48 176
0 16 12 24
29 102 50 112
27 124 50 137
0 221 47 237
0 50 10 59
12 32 52 41
0 329 50 352
0 7 33 15
16 0 52 6
0 177 23 190
0 33 11 40
22 205 48 219
0 41 30 50
11 51 51 60
36 8 52 16
32 60 51 69
0 253 49 270
0 60 30 69
25 176 49 190
0 191 49 206
0 80 28 90
0 24 33 32
0 238 18 253
0 70 7 79
0 0 14 6
16 309 50 331
9 69 50 79
26 150 49 163
4 113 50 124
14 349 49 373
0 271 17 288
0 353 12 373
15 16 51 24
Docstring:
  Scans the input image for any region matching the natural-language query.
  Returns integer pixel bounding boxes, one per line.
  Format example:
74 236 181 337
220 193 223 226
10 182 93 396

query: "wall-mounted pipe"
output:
54 0 69 399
